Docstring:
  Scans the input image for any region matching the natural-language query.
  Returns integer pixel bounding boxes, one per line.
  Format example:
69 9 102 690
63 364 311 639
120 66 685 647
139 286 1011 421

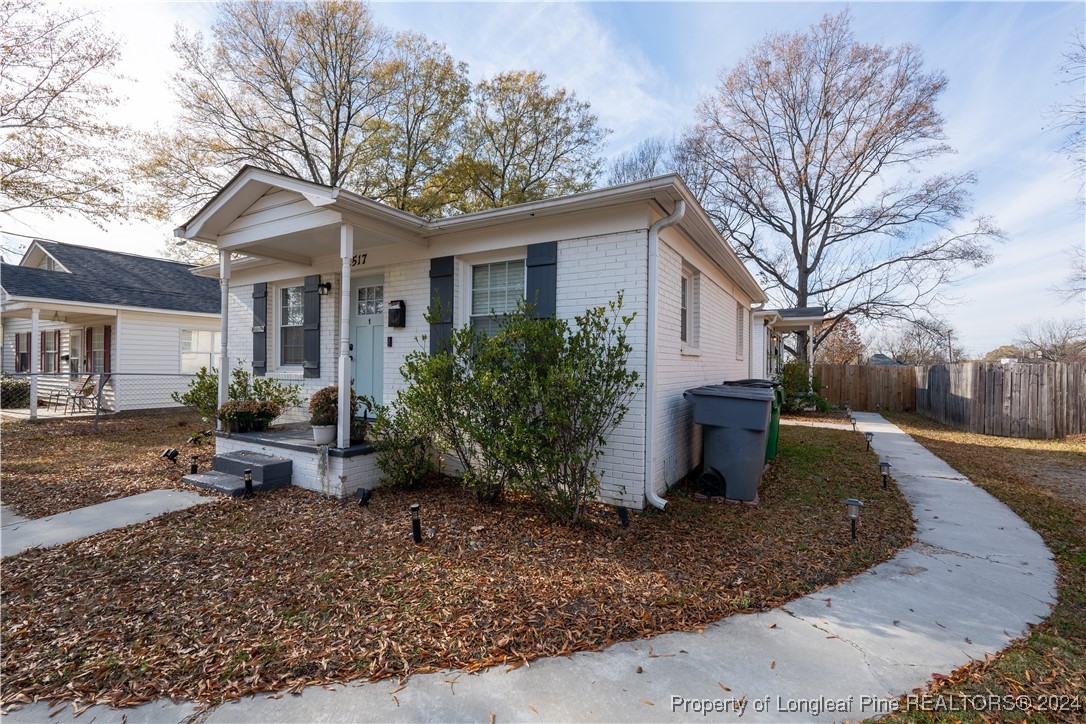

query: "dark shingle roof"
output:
1 241 220 314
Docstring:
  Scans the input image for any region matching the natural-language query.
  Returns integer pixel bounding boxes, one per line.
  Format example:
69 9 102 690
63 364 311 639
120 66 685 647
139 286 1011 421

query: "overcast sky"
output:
1 1 1083 356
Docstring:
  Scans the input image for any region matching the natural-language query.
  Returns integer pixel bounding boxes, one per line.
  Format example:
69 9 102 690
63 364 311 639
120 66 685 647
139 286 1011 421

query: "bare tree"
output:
456 70 609 212
1016 318 1086 363
140 0 392 220
606 137 673 186
1047 27 1085 187
0 0 131 223
685 11 1000 360
873 316 965 365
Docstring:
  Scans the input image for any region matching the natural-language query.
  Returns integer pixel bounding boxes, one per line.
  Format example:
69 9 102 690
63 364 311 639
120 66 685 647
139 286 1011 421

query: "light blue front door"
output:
351 275 384 406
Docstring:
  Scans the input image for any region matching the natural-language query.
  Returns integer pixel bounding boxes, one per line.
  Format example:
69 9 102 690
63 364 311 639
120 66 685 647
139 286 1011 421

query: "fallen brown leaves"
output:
883 413 1085 723
0 412 212 518
0 425 912 710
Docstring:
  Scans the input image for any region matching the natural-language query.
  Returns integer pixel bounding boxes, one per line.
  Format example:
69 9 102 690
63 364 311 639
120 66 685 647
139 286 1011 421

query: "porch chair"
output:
64 375 102 414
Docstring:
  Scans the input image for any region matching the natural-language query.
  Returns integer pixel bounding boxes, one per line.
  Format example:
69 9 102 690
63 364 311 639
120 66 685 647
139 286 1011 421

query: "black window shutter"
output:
252 283 267 376
429 256 454 355
526 241 557 318
302 275 321 378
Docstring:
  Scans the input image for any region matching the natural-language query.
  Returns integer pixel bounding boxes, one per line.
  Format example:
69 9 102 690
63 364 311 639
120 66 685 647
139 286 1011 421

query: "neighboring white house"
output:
176 165 773 508
0 240 221 416
751 306 828 382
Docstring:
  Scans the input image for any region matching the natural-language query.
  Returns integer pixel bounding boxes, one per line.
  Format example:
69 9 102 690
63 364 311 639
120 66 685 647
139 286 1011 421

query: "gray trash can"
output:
683 384 774 501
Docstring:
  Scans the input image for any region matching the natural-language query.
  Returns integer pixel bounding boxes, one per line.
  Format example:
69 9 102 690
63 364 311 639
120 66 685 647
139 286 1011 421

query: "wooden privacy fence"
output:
814 364 917 412
915 362 1086 439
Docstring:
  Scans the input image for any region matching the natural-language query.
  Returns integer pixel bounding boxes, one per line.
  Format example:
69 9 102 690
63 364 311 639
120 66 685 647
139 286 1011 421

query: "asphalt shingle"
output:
0 241 219 315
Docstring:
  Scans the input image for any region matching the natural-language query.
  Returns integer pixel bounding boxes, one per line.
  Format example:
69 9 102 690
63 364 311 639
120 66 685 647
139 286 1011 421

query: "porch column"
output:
217 251 231 430
807 323 815 388
29 307 39 420
337 222 353 448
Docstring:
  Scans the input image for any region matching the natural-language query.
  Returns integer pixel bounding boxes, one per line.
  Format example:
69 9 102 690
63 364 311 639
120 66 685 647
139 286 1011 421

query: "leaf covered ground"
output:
0 413 213 518
1 424 912 710
882 413 1085 723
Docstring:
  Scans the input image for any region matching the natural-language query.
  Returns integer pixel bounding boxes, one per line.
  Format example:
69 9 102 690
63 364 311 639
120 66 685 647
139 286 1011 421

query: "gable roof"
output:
177 166 769 304
0 241 220 315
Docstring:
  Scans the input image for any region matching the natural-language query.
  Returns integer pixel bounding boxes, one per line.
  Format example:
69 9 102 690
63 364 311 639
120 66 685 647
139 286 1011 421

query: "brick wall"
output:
653 237 753 496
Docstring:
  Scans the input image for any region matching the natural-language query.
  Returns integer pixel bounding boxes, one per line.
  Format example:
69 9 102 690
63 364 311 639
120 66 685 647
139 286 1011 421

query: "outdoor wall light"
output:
160 448 179 463
843 498 864 541
243 468 253 497
879 461 892 490
411 503 422 543
864 431 874 450
317 281 332 296
190 455 199 475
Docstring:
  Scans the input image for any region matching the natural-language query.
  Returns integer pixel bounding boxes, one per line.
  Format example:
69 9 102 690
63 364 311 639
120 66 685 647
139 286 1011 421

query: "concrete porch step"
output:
182 470 288 498
211 450 292 486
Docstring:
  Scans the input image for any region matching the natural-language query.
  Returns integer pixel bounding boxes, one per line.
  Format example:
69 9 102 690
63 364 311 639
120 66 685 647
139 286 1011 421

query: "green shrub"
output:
384 294 642 524
370 403 435 488
172 366 302 423
0 374 31 409
776 360 824 413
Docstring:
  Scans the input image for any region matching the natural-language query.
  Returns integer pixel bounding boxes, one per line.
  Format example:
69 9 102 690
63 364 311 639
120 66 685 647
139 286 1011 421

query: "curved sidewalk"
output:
8 413 1057 723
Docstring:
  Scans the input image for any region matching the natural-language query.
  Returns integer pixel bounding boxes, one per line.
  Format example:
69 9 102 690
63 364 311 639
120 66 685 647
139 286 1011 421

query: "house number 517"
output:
350 253 367 267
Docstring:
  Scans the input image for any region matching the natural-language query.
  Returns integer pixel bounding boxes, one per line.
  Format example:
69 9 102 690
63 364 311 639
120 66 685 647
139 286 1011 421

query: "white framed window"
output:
279 285 304 366
68 330 83 375
736 306 746 360
680 270 691 343
356 283 384 316
181 330 220 374
90 328 105 373
471 259 525 335
42 332 57 372
680 263 700 352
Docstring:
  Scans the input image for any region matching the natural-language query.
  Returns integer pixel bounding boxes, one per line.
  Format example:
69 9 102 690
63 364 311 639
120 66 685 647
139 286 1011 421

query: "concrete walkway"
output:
1 490 214 558
4 414 1057 723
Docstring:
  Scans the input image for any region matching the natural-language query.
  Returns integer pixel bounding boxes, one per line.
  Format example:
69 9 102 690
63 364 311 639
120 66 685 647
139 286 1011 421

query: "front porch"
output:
212 426 380 498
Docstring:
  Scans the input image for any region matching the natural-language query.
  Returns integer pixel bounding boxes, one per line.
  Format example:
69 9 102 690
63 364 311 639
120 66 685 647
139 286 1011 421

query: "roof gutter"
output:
644 199 686 511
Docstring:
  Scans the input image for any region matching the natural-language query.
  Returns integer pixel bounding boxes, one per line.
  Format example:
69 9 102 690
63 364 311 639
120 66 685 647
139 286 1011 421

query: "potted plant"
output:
217 399 281 433
309 386 360 444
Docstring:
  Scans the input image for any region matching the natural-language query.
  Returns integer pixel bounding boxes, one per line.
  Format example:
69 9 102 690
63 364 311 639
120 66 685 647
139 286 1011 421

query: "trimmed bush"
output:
0 374 30 409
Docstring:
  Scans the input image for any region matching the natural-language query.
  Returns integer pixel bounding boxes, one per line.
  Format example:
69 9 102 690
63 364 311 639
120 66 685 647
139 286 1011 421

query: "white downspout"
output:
644 199 686 511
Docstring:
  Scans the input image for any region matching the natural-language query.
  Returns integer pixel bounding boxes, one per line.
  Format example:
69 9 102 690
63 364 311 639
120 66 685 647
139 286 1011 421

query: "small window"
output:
471 259 525 335
736 306 746 360
14 332 30 373
69 330 83 375
356 284 384 316
90 328 106 373
280 286 304 366
680 272 690 343
42 332 57 372
181 330 220 374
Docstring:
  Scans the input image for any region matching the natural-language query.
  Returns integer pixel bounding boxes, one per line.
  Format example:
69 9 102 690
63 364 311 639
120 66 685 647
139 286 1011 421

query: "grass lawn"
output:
0 412 212 518
0 424 912 710
881 413 1085 723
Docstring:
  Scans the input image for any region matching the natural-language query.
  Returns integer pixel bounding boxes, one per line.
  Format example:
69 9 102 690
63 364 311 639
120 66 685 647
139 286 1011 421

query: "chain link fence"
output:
1 372 315 431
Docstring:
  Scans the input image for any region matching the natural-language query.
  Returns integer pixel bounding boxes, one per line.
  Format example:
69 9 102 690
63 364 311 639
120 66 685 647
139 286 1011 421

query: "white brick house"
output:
176 166 770 508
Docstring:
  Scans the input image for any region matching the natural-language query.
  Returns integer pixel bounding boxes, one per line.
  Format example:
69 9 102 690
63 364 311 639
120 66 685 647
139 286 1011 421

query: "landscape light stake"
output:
411 503 422 544
190 455 199 475
850 417 857 432
879 461 892 490
843 499 864 542
864 431 874 450
243 469 253 498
